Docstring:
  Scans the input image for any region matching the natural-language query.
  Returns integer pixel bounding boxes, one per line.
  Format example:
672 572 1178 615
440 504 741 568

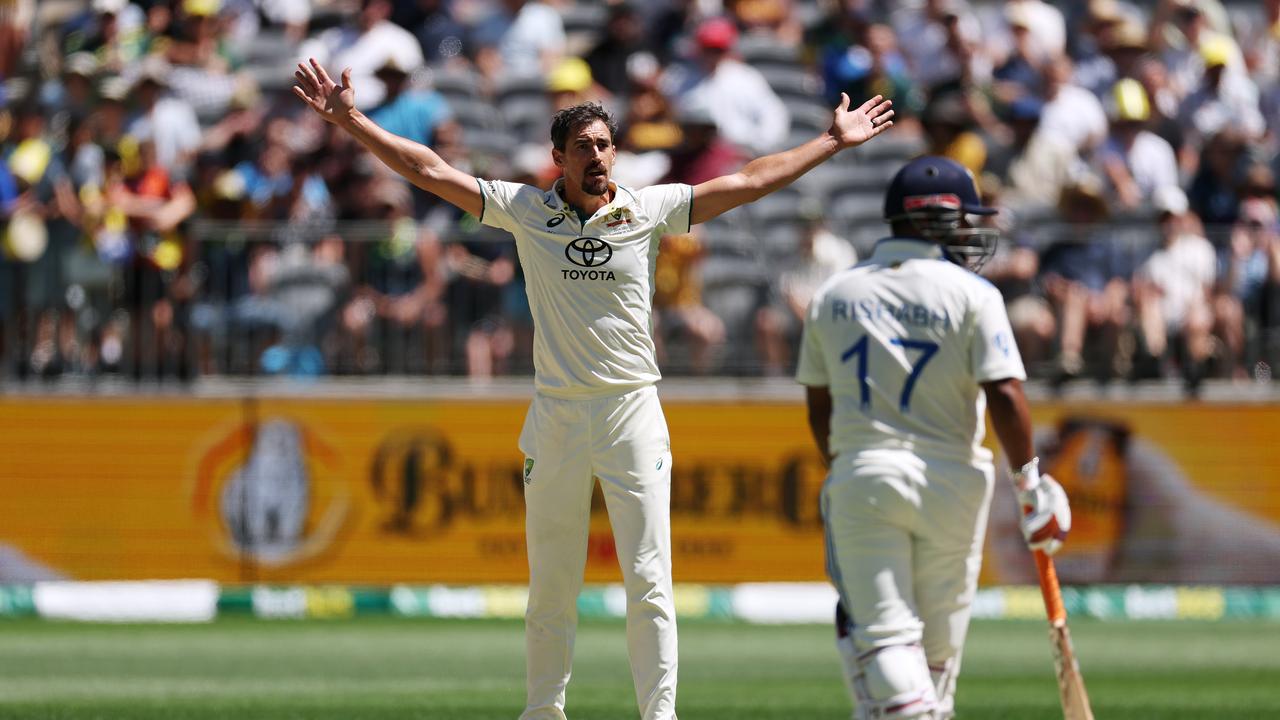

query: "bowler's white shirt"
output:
479 178 693 399
796 239 1026 464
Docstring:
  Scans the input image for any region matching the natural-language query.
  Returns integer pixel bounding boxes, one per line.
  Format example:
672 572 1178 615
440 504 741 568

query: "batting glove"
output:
1012 458 1072 556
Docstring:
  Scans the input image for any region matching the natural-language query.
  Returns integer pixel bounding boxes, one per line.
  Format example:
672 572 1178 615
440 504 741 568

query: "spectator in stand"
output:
430 205 519 379
367 55 454 217
920 93 987 176
492 0 565 76
0 0 32 77
936 3 993 94
661 102 746 186
585 2 646 98
659 16 790 156
256 0 310 44
398 0 467 65
1002 0 1066 64
368 57 452 148
64 0 150 74
1187 128 1246 227
1152 0 1242 103
992 3 1046 104
1234 0 1280 89
1071 0 1129 99
163 0 245 121
126 58 202 181
1134 54 1187 157
613 55 682 186
1040 179 1133 383
297 0 424 110
1177 36 1266 149
891 0 970 92
93 75 132 154
1132 186 1218 390
100 138 198 379
646 0 703 65
255 237 350 377
813 9 922 124
340 179 445 374
990 96 1079 213
1217 197 1280 377
1072 19 1155 106
197 79 265 156
982 227 1057 370
4 89 76 377
232 129 295 220
1097 79 1180 211
754 200 855 375
652 229 725 375
1039 54 1108 158
56 52 102 125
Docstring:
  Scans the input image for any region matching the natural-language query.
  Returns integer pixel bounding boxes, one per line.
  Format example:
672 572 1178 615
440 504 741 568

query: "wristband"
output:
1011 457 1041 492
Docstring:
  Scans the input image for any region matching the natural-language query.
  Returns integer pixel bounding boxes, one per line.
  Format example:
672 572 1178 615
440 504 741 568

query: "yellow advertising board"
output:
2 395 1278 585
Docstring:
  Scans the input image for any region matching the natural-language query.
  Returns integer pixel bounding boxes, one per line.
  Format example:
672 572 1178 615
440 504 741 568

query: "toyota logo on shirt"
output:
565 237 613 267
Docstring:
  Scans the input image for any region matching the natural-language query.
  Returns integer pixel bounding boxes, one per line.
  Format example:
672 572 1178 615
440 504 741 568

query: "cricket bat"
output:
1034 551 1095 720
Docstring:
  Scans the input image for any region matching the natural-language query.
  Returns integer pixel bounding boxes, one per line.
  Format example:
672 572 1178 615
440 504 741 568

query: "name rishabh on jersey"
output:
478 178 693 399
796 238 1025 465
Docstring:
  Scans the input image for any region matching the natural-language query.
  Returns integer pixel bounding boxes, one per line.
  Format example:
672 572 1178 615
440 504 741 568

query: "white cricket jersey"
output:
479 177 693 399
796 238 1026 464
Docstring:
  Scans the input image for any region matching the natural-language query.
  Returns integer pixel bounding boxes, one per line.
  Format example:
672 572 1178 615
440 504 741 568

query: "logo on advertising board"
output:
193 419 351 568
370 428 526 536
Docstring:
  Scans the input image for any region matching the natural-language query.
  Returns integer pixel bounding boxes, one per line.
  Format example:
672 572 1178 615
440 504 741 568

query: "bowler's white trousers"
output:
518 384 678 720
821 449 995 716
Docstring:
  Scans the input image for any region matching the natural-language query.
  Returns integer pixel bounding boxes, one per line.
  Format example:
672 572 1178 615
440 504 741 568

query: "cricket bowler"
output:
294 57 894 720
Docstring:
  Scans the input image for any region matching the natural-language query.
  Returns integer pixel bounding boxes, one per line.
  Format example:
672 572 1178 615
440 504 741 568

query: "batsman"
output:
294 58 894 720
797 157 1074 719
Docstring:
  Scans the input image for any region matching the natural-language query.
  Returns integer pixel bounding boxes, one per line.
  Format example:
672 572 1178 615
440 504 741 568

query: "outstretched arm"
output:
293 58 483 218
689 93 893 225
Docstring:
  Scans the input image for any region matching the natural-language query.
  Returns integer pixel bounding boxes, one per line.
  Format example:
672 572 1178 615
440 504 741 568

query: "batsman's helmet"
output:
883 155 999 271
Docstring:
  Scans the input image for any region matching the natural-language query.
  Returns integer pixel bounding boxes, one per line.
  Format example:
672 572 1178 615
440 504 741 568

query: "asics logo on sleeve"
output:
565 237 613 267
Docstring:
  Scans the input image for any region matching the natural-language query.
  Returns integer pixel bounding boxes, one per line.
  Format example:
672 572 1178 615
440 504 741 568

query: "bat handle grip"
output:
1034 550 1067 625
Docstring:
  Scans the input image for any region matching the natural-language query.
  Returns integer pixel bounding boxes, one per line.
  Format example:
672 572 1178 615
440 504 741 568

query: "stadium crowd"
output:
0 0 1278 392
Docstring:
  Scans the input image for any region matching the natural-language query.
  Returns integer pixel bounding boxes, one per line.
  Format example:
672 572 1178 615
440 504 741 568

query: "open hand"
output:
829 93 894 150
293 58 356 126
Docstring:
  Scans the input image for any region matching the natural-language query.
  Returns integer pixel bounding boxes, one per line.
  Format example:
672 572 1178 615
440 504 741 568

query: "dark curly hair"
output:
550 102 618 151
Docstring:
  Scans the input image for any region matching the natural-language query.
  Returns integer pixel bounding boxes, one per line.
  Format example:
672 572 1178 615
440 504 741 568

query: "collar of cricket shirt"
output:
870 237 946 263
546 178 639 225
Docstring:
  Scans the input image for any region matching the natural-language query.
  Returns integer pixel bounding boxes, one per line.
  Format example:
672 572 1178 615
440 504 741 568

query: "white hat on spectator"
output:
64 52 99 79
131 56 172 91
98 75 130 102
1088 0 1124 24
513 143 550 179
93 0 128 14
1004 3 1032 30
1152 186 1189 216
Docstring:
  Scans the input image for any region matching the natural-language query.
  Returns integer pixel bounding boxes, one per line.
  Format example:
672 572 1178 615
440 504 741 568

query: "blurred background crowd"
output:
1 0 1278 392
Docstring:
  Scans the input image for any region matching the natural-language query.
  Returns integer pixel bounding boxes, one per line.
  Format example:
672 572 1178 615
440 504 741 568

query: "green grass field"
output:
1 617 1278 719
